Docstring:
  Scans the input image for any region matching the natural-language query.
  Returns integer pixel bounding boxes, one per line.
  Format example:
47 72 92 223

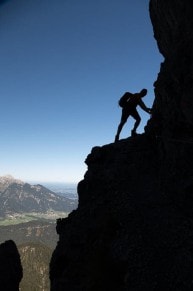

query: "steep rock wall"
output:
147 0 193 219
147 0 193 137
50 1 193 290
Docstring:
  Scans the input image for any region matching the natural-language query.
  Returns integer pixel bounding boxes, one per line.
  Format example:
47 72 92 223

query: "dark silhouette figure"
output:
114 88 151 142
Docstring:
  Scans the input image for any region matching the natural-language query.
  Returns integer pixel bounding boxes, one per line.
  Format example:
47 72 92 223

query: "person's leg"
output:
130 110 141 136
114 112 128 142
115 121 126 142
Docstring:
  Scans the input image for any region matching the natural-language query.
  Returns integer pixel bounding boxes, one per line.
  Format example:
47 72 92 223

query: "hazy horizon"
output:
0 173 79 186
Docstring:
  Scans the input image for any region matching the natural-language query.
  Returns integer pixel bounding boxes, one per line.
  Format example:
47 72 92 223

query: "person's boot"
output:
131 130 137 137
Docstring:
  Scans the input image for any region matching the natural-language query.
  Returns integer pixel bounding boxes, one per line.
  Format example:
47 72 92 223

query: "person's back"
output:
124 93 141 110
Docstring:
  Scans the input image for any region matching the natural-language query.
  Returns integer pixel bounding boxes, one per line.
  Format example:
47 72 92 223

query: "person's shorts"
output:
121 107 140 122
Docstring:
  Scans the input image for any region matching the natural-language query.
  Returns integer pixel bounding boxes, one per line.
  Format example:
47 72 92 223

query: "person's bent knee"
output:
120 118 127 125
136 117 141 123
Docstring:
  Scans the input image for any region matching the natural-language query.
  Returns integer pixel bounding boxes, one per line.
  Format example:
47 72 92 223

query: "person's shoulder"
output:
125 92 133 97
134 94 143 103
132 93 140 99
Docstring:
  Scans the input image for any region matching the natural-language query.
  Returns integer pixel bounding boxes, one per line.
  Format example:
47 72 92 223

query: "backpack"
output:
118 92 132 108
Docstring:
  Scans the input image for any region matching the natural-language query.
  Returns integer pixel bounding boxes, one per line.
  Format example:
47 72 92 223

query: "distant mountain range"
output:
0 175 78 290
0 175 77 217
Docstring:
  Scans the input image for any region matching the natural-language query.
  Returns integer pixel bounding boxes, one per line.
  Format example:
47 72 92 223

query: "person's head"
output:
140 88 147 98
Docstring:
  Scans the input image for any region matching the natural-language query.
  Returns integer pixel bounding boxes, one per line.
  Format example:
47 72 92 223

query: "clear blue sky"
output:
0 0 162 183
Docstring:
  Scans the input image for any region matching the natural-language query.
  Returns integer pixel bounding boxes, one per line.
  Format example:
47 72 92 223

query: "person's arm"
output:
138 100 152 114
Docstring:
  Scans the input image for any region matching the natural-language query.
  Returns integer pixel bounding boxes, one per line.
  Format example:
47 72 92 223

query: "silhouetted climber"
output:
114 88 151 142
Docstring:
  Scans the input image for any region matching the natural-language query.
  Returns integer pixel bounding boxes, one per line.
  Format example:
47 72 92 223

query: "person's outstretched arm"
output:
138 100 152 114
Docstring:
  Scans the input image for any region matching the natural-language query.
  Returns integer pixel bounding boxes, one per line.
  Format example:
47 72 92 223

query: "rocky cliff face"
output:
147 0 193 139
19 242 52 291
50 1 193 290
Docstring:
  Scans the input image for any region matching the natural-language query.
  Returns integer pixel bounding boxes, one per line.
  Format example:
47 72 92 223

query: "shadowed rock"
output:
49 1 193 290
0 240 23 291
